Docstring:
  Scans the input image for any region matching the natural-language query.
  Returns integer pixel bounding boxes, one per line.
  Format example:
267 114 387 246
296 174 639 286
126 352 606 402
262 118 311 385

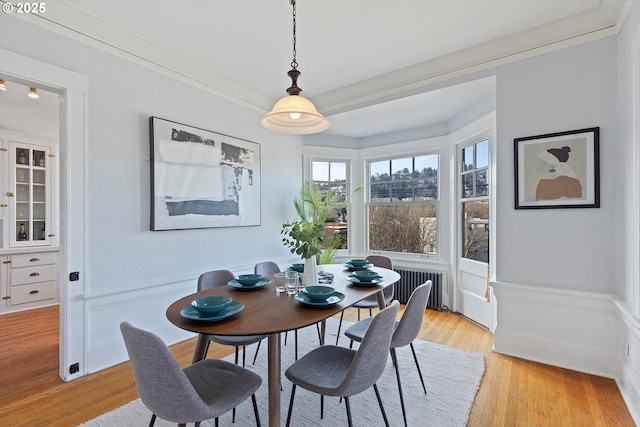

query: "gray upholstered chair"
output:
335 255 395 344
192 270 266 367
284 301 400 427
120 322 262 427
344 280 432 427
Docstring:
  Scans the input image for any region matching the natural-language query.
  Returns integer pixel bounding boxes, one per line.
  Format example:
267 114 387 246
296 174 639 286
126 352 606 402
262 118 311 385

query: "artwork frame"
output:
514 127 600 209
149 117 261 230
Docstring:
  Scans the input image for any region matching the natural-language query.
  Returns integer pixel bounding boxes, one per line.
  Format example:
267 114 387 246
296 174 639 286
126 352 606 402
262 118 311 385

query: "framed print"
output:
514 127 600 209
149 117 261 230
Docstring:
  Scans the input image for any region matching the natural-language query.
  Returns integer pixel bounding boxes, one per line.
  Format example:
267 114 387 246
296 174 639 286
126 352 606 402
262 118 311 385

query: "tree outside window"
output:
368 154 439 256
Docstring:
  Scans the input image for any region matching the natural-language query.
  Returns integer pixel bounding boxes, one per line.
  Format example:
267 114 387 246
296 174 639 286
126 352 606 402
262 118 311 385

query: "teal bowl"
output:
348 259 369 267
237 274 263 285
353 270 381 281
191 296 232 314
302 285 335 301
289 263 304 272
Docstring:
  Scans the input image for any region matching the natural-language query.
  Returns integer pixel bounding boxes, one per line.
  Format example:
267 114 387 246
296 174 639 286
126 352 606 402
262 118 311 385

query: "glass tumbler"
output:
274 272 286 293
284 271 298 295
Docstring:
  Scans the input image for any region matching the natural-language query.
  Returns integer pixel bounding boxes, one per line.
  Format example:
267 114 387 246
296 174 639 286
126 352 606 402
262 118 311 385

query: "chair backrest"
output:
365 255 393 270
391 280 432 348
198 269 235 292
120 322 209 422
338 300 400 396
366 255 394 299
254 261 281 275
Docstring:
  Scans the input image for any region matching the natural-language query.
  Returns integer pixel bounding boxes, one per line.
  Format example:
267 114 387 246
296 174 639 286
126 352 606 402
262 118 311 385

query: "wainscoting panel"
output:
613 296 640 425
84 275 198 373
492 282 618 378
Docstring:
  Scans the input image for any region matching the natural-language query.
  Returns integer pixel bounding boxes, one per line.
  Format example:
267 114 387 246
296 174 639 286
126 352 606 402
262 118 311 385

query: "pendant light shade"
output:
260 92 330 135
28 87 39 99
260 0 330 135
0 80 6 91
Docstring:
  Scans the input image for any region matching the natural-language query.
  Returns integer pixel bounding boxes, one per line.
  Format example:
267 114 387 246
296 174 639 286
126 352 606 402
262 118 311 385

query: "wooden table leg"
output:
191 334 209 364
267 332 281 427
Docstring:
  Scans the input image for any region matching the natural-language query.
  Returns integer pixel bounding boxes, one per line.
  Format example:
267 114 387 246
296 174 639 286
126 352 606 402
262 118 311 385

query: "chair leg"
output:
344 396 353 427
252 340 262 365
320 394 324 419
369 308 373 316
242 345 247 367
215 418 219 427
294 329 298 360
390 348 408 427
316 322 322 344
373 383 390 427
336 310 344 345
251 393 262 427
284 330 288 345
148 414 156 427
285 384 297 427
194 422 201 427
410 342 427 394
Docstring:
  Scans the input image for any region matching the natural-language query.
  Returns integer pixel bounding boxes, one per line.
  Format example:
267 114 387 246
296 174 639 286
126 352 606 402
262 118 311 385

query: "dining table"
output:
166 263 400 427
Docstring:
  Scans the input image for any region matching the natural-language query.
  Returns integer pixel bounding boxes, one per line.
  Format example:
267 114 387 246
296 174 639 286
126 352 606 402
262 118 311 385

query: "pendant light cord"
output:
291 0 298 70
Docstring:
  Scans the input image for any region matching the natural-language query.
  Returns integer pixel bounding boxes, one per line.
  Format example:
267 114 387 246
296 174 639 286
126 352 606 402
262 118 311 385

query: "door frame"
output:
452 119 497 332
1 49 88 380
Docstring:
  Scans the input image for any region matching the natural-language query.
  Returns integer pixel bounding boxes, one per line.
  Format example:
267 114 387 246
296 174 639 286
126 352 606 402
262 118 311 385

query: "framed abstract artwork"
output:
149 117 261 230
514 127 600 209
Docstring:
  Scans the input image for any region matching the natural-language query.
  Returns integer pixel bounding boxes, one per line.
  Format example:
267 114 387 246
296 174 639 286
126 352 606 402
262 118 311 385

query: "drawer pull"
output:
30 257 40 262
30 272 40 277
29 290 40 295
2 296 10 300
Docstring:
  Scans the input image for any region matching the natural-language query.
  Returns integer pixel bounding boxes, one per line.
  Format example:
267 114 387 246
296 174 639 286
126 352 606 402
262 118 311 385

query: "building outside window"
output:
367 153 439 256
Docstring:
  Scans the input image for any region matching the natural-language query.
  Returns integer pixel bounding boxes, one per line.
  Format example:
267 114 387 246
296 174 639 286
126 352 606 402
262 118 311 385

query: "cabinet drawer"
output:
11 264 56 285
10 281 57 305
11 252 56 268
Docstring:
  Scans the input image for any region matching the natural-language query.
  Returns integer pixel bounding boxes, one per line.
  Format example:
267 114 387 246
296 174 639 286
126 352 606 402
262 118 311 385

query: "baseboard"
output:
612 296 640 425
492 282 618 378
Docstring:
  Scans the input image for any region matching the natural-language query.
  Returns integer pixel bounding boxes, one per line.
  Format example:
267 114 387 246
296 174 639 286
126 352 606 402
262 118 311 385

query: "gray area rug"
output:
79 318 485 426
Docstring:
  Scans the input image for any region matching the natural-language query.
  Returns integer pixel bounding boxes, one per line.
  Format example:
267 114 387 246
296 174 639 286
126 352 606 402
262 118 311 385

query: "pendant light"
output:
28 87 39 99
259 0 330 135
0 80 6 91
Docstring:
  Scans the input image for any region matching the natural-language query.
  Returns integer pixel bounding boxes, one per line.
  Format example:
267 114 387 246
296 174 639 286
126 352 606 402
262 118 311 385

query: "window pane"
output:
369 204 437 254
475 169 488 196
312 161 329 181
463 146 474 171
330 162 346 181
390 182 413 201
391 158 412 180
462 200 489 262
414 178 438 200
370 161 389 182
476 140 489 168
463 173 473 198
371 183 390 202
414 155 438 178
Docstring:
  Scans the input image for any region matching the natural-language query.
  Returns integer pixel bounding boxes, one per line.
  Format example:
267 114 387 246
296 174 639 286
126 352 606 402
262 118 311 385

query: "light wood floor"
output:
0 305 635 427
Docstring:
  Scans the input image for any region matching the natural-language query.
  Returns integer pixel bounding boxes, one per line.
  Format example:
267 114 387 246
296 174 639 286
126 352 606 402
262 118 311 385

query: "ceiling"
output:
4 0 630 138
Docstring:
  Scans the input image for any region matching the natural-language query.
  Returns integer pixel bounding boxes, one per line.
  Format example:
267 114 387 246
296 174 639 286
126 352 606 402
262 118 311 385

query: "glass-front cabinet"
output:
0 131 58 250
11 144 51 246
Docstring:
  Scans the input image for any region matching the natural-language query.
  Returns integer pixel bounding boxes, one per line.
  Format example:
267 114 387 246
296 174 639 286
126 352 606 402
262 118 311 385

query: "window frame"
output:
309 157 353 254
366 150 440 260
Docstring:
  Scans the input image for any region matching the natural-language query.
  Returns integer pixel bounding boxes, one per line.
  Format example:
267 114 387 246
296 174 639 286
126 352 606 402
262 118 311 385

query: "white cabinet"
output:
0 130 60 314
0 252 58 312
0 130 58 248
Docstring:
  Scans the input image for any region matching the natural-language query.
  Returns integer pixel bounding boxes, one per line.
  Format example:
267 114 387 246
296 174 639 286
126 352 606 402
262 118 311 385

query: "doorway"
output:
454 130 495 331
1 48 88 381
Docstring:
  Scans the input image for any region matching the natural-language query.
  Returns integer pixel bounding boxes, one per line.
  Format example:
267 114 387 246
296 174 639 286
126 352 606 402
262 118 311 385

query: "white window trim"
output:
365 150 441 261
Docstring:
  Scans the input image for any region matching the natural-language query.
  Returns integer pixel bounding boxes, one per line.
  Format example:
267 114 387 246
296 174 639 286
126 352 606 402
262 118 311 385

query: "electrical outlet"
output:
622 341 630 357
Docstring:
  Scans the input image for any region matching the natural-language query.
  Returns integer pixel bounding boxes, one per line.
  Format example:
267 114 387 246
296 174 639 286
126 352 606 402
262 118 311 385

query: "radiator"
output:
393 268 443 309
